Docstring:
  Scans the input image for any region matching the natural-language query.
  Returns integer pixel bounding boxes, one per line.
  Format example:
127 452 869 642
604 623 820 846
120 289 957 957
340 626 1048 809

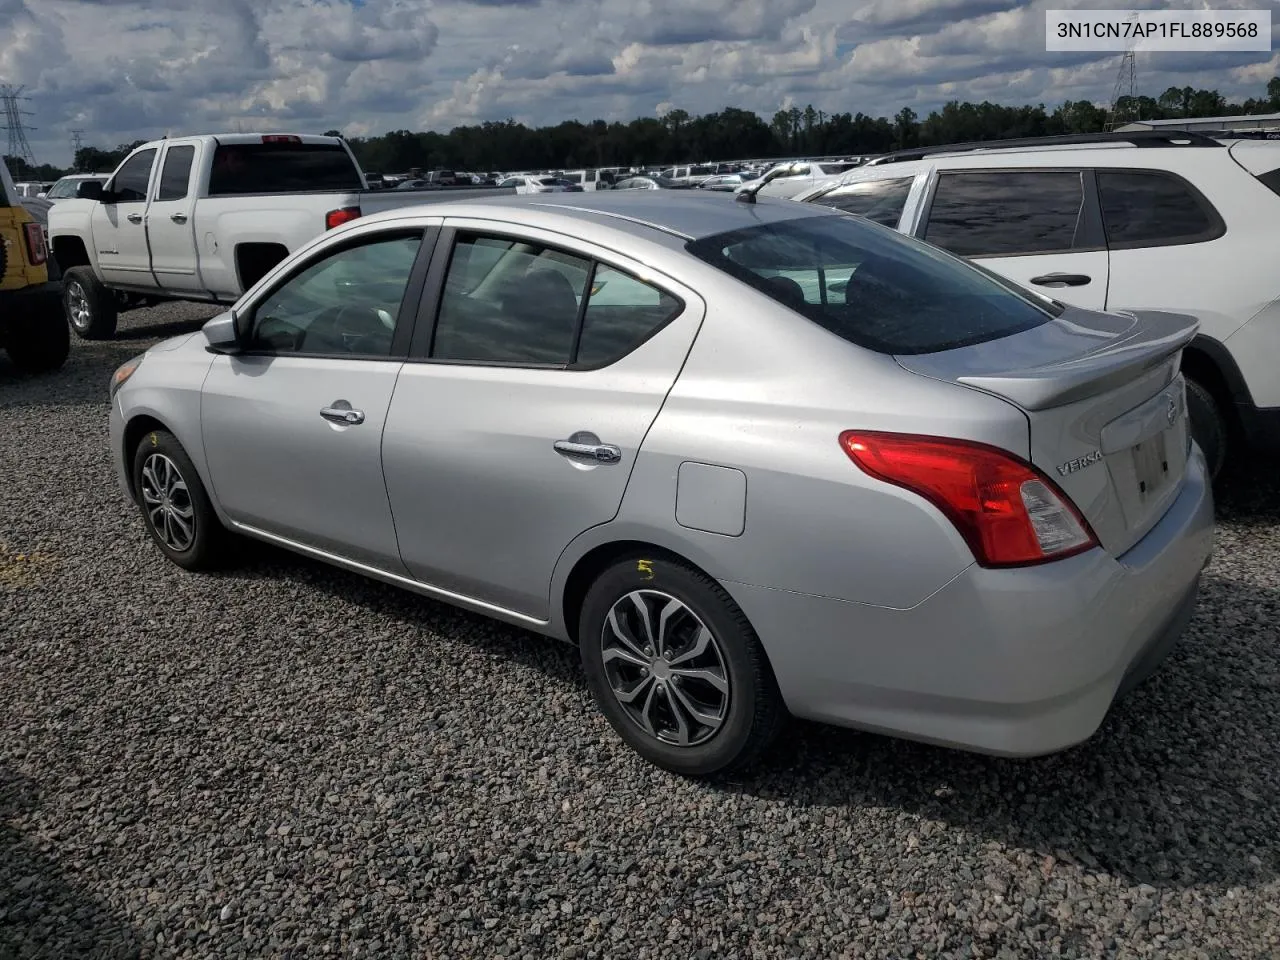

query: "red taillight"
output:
23 222 47 266
262 134 302 144
839 431 1098 568
325 206 362 230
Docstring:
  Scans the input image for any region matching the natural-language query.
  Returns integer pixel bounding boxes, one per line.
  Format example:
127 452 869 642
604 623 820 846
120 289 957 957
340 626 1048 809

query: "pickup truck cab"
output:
0 158 69 373
48 133 504 340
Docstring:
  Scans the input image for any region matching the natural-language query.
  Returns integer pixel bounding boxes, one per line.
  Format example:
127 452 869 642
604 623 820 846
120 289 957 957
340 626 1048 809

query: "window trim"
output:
409 224 687 371
1093 167 1227 251
235 225 437 362
917 167 1105 260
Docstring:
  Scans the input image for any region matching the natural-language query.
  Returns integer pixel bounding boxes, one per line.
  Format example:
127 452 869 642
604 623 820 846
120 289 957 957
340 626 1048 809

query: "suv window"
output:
575 264 683 368
1097 171 1224 248
924 171 1084 257
809 177 914 227
155 145 196 201
249 233 422 356
433 233 592 364
208 143 362 196
685 215 1054 355
113 149 158 203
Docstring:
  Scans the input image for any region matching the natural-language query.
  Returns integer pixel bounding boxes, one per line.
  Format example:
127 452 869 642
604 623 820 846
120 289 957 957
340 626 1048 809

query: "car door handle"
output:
1030 273 1091 287
554 439 622 464
170 213 188 224
320 405 365 425
127 213 143 224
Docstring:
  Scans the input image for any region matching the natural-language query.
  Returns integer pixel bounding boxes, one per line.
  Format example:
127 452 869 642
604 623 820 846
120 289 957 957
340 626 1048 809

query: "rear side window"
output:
155 145 196 201
113 149 158 203
1097 171 1224 248
1255 168 1280 196
575 264 683 369
924 171 1084 257
208 143 362 196
809 177 914 227
685 215 1054 355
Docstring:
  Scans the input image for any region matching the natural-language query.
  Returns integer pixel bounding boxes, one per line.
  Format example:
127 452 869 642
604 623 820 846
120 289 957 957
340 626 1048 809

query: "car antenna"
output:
735 179 762 204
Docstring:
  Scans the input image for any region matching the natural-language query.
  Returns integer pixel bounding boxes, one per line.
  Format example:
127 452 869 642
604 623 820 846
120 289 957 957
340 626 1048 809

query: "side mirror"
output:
79 180 104 201
202 310 243 353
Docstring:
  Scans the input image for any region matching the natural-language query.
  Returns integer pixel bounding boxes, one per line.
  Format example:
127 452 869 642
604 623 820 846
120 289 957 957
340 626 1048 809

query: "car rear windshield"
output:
207 143 363 196
684 215 1056 355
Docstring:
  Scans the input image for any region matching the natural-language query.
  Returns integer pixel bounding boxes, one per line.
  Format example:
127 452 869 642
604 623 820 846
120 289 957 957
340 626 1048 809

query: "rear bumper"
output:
725 447 1215 757
0 282 61 325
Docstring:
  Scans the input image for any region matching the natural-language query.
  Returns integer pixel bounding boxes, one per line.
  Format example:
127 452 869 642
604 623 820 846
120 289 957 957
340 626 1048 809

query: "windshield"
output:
684 215 1056 355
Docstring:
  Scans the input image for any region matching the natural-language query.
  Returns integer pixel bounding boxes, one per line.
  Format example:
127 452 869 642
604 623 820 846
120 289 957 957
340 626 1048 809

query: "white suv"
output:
789 131 1280 477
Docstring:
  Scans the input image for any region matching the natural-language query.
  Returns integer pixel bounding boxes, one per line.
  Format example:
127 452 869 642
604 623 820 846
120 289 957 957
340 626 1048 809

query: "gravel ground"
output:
2 301 1279 960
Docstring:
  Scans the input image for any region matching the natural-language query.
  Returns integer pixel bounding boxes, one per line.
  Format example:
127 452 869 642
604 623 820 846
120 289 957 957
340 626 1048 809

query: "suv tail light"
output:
325 206 362 230
839 431 1098 568
23 222 48 266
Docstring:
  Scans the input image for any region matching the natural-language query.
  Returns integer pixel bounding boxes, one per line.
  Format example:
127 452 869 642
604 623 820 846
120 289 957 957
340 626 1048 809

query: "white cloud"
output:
1 0 1278 167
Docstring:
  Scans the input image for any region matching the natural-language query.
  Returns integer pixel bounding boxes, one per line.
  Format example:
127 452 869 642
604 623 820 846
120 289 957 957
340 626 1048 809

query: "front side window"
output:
112 149 158 203
155 145 196 202
809 177 915 227
249 233 422 356
685 215 1054 355
1097 171 1223 248
924 171 1084 257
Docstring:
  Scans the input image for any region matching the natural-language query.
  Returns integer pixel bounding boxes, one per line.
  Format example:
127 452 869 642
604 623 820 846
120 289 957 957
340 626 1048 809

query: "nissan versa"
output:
107 192 1214 776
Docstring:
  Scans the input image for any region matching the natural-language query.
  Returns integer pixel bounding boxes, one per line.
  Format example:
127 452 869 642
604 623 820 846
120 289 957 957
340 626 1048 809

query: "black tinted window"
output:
155 145 195 201
685 215 1053 355
1097 171 1223 248
575 265 683 368
810 177 914 227
208 143 362 196
433 234 591 364
250 234 422 357
113 149 157 202
924 172 1083 257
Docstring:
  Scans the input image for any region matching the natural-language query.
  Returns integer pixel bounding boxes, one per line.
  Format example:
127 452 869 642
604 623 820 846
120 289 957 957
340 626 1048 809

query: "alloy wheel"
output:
139 453 196 552
67 281 92 333
599 590 730 747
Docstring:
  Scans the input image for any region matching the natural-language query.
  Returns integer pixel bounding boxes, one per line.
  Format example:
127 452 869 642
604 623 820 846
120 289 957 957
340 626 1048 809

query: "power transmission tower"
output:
70 128 85 153
1105 14 1139 131
1 84 37 165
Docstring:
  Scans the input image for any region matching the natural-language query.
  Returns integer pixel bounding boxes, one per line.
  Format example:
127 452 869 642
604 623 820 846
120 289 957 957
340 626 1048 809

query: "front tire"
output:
579 556 785 777
1185 377 1226 481
130 429 226 571
3 293 70 373
63 266 118 340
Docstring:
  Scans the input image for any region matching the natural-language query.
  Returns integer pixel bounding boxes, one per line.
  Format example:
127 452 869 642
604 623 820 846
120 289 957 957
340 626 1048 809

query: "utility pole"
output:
1 84 38 166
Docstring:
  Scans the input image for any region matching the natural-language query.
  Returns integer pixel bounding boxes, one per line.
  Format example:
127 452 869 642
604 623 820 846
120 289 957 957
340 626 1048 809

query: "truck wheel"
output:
1185 378 1226 481
63 266 118 340
3 292 70 374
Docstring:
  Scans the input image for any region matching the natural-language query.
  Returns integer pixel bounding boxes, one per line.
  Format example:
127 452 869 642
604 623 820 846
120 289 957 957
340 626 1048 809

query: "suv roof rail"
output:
865 130 1225 165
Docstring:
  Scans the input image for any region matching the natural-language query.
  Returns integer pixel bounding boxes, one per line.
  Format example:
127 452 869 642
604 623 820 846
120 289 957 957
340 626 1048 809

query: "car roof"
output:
364 190 837 242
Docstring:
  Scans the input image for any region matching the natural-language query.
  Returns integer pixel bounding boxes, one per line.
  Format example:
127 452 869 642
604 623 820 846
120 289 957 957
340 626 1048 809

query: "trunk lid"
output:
896 305 1198 557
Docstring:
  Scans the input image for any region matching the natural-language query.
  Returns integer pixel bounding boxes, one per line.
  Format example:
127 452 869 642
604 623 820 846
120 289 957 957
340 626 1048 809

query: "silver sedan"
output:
108 192 1214 776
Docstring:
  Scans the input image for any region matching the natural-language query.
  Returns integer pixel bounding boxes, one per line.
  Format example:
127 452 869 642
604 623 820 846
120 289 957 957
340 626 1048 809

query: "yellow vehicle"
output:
1 158 68 373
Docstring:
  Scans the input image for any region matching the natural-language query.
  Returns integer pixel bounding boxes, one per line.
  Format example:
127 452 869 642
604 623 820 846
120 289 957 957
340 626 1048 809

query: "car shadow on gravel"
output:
0 767 146 959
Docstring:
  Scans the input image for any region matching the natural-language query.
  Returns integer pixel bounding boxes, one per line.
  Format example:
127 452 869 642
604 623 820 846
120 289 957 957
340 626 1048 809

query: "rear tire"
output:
130 429 228 571
63 266 118 340
4 291 69 373
1185 377 1226 481
579 555 785 777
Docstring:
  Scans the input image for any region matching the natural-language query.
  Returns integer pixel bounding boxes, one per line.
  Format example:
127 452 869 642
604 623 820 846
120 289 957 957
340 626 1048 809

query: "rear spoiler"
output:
956 311 1199 410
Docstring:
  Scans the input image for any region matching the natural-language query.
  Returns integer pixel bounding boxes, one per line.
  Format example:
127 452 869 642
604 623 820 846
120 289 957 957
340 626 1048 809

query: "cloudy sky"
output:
3 0 1280 166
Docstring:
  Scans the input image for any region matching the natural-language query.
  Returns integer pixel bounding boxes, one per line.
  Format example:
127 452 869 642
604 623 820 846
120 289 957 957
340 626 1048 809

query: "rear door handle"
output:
320 404 365 425
554 436 621 464
127 213 143 224
170 213 188 224
1030 273 1091 287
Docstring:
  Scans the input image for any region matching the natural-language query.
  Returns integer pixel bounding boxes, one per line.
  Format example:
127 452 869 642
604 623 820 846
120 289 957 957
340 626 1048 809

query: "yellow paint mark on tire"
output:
636 559 654 580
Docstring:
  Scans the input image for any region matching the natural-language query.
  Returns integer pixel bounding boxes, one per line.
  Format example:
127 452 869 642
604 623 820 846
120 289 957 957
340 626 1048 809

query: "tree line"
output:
8 77 1280 181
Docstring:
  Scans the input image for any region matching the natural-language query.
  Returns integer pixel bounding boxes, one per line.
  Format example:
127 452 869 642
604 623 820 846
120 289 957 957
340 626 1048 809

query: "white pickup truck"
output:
48 133 513 339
